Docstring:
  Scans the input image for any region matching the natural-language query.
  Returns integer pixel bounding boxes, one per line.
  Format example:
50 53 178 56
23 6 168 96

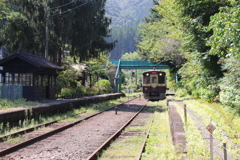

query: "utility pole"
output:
45 7 50 60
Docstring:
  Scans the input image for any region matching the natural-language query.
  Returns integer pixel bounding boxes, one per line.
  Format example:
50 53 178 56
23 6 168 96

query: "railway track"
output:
93 102 156 160
0 97 149 159
0 97 135 157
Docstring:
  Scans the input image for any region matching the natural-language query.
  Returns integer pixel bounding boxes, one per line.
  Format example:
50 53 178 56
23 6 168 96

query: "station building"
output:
0 51 63 100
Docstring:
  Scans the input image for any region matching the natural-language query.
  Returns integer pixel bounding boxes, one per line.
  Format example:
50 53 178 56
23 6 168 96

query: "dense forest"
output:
135 0 239 111
0 0 115 65
105 0 153 59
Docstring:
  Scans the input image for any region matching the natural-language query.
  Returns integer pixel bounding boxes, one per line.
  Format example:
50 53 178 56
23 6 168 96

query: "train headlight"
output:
159 73 162 76
146 73 149 76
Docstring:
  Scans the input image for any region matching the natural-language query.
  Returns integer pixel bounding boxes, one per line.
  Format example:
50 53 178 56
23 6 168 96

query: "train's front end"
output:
142 70 166 101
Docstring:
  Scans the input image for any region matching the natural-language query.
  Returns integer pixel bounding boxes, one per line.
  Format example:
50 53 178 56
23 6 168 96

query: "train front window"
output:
143 76 150 84
152 77 157 83
158 75 165 84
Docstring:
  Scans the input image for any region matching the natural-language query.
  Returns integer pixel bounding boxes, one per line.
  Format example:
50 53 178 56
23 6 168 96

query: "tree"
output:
84 54 110 87
174 0 229 78
0 0 9 20
137 0 185 65
121 51 140 60
172 0 230 96
207 1 240 108
2 0 115 65
0 0 10 46
145 0 162 23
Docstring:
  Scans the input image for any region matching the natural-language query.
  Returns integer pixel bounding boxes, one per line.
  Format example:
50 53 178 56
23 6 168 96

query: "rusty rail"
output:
137 109 155 160
86 101 147 160
0 98 137 157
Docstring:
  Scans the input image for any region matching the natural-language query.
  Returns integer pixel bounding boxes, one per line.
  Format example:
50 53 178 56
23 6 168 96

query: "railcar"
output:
142 70 166 101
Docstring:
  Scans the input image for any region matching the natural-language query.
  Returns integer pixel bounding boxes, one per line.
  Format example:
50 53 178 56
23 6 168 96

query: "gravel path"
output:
2 98 148 160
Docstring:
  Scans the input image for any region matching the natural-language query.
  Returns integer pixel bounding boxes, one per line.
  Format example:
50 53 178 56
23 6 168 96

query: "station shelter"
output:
0 51 63 100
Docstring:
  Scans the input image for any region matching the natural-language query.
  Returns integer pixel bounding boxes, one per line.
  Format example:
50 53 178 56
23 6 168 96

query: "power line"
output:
50 0 80 10
50 0 93 17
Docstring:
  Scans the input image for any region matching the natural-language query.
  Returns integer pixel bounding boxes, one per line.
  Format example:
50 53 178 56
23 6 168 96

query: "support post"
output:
223 143 227 160
184 104 187 124
206 121 216 160
45 8 50 60
210 131 213 160
115 106 118 115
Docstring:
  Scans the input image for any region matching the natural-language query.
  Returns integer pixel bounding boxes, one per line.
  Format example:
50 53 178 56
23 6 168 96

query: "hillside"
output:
105 0 153 59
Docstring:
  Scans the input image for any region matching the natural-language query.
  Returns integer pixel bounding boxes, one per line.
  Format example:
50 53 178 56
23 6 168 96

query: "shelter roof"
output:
0 51 63 70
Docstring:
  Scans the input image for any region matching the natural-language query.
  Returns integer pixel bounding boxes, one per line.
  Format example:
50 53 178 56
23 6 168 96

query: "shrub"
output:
191 89 200 99
176 88 188 97
61 88 73 98
75 83 85 96
94 79 113 93
86 86 99 95
200 89 214 102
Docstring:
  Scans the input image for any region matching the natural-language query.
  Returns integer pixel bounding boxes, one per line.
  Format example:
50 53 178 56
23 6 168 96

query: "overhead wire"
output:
50 0 81 10
50 0 93 17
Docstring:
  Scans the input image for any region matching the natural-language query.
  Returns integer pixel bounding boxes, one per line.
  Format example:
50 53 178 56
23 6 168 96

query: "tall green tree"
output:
173 0 230 99
144 0 162 23
0 0 10 45
0 0 9 20
137 0 184 65
175 0 230 78
2 0 114 65
207 1 240 107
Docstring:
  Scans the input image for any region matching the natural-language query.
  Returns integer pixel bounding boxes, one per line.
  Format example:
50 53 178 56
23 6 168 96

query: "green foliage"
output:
85 56 110 87
205 1 240 107
137 0 185 65
94 79 113 94
131 84 137 91
0 99 10 108
60 83 86 98
0 98 28 109
180 99 240 154
86 86 99 95
137 0 233 105
2 0 114 64
176 88 188 97
207 2 240 57
218 56 240 109
0 0 10 20
60 88 73 98
121 52 140 60
56 70 79 94
75 83 85 96
56 60 86 98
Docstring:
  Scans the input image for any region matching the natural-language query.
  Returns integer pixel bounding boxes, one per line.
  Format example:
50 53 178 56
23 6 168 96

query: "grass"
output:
174 103 212 159
141 100 180 160
0 98 41 110
174 96 240 159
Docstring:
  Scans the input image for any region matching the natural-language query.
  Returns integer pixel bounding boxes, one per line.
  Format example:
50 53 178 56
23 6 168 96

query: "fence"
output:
0 84 23 100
